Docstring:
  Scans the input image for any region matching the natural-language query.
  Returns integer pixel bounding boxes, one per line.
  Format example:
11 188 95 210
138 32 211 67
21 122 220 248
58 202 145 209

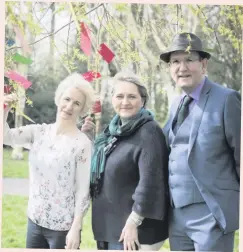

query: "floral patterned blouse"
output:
3 122 92 231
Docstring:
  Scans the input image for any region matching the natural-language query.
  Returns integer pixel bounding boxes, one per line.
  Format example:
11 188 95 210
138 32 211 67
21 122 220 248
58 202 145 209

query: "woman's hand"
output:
81 116 95 132
65 227 81 249
81 116 96 140
4 93 18 110
119 220 140 250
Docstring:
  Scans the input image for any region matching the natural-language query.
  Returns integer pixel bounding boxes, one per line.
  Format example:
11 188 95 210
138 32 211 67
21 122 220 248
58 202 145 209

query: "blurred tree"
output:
4 2 242 137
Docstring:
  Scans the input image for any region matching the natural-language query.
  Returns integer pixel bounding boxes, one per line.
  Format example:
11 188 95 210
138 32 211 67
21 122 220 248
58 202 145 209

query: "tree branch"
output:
233 6 242 54
5 3 104 52
102 5 133 49
67 14 72 69
196 5 222 54
40 3 55 22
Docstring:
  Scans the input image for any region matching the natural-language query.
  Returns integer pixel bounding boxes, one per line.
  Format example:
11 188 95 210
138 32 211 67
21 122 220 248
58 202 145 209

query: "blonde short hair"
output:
55 73 96 117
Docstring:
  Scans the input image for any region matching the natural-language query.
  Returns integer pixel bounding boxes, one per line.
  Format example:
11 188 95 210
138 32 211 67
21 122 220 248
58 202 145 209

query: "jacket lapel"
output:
163 96 182 147
187 78 212 157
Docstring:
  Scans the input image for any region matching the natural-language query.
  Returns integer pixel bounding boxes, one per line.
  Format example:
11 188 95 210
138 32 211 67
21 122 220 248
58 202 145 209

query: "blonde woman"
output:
3 73 95 249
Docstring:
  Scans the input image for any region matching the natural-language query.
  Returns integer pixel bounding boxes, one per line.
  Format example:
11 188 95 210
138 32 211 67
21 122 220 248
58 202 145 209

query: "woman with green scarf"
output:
83 71 169 250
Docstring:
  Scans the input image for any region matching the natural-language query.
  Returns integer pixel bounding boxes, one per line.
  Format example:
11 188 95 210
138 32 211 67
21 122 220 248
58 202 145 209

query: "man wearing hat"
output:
161 32 240 251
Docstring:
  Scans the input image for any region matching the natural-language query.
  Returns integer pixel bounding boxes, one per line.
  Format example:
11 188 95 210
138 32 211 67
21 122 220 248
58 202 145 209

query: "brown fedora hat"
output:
160 32 211 63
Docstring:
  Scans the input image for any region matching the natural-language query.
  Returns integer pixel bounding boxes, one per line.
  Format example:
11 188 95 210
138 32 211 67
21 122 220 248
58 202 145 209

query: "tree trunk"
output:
49 3 55 73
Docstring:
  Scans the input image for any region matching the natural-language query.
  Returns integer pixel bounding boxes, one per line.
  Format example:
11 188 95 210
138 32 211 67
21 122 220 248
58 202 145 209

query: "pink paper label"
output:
5 71 32 89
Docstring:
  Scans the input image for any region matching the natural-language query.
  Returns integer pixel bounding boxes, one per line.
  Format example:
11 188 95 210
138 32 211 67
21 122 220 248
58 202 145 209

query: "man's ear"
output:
201 58 208 74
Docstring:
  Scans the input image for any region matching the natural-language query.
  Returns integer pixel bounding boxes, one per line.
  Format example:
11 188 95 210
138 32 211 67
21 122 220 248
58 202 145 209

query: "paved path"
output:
3 178 29 196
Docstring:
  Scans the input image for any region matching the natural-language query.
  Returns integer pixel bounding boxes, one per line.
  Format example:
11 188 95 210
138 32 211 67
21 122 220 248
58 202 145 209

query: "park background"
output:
2 1 242 251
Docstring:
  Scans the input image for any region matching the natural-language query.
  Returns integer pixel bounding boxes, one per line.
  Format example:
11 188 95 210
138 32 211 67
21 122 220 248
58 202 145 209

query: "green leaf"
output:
16 108 36 124
114 3 129 12
12 53 33 65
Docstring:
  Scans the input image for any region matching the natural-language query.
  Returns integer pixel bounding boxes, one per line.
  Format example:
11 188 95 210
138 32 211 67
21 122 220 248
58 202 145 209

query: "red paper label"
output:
80 22 91 56
82 71 101 82
92 100 102 113
4 85 12 94
98 43 115 63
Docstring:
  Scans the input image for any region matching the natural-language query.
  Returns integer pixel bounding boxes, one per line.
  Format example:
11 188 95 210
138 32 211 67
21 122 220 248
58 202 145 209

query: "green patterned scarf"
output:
90 108 154 197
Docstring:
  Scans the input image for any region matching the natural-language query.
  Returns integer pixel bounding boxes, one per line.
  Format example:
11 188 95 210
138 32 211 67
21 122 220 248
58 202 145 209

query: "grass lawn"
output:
1 195 29 248
1 195 97 249
3 148 29 178
1 195 170 250
1 195 239 251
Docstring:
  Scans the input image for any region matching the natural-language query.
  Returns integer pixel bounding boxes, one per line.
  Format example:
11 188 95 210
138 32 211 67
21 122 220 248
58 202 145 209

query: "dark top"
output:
92 120 169 244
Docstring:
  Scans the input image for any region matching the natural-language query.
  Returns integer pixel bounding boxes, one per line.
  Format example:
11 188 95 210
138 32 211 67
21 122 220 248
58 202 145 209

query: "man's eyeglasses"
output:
169 57 201 69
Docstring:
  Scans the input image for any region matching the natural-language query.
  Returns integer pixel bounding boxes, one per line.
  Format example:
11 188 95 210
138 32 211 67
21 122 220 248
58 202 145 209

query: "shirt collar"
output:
182 76 206 101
